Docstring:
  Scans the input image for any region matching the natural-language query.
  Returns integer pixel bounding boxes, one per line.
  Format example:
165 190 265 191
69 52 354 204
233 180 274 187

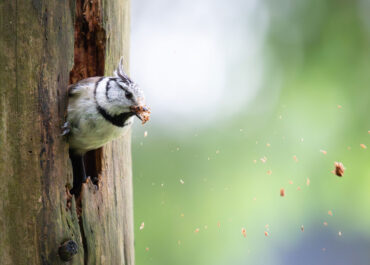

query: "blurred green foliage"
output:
132 0 370 264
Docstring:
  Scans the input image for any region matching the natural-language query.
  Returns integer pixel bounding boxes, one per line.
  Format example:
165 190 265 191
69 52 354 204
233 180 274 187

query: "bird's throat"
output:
97 106 134 127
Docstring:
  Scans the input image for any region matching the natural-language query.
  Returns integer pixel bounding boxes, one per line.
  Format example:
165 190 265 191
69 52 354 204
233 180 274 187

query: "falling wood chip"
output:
260 156 267 163
320 149 327 155
241 228 247 238
333 162 345 177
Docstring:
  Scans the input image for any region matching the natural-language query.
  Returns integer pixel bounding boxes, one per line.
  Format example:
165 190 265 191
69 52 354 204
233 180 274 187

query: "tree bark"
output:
0 0 134 264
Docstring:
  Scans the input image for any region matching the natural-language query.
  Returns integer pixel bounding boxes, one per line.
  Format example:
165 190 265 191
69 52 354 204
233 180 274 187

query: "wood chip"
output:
280 188 285 197
260 156 267 163
320 149 327 155
333 162 345 177
360 144 367 149
328 210 333 216
241 227 247 238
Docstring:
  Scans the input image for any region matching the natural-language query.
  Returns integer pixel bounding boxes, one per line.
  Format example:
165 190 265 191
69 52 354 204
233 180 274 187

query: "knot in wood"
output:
58 240 78 262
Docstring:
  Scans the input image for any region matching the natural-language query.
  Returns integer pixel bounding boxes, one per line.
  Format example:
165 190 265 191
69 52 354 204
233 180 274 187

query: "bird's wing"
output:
68 77 103 97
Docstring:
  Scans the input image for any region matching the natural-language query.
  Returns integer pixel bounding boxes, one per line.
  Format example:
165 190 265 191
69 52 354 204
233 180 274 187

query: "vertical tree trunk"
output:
0 1 134 264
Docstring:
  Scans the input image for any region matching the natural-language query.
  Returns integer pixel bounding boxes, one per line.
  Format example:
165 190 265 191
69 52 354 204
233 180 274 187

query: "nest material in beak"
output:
130 105 151 124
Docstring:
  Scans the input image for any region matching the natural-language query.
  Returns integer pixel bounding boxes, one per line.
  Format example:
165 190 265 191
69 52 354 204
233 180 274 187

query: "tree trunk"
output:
0 0 134 264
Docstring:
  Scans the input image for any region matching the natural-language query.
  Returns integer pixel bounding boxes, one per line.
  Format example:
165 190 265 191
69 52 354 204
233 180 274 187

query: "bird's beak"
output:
130 105 150 124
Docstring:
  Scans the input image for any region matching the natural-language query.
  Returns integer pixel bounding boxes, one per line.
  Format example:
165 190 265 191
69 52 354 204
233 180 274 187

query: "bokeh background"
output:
129 0 370 264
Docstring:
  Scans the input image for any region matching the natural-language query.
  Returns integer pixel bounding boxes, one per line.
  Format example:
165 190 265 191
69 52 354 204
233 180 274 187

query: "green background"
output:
132 0 370 264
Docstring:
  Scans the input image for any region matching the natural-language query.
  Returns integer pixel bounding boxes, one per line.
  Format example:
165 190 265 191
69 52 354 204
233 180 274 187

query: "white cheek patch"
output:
95 79 109 106
107 89 122 102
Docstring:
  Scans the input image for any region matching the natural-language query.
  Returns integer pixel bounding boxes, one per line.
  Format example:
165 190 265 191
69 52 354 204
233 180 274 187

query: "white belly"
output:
67 100 133 154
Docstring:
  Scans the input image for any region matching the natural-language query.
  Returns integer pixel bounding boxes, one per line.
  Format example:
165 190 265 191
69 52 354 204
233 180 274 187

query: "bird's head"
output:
96 57 150 123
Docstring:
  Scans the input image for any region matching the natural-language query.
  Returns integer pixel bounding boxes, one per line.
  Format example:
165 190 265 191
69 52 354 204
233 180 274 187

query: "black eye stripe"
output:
105 80 115 101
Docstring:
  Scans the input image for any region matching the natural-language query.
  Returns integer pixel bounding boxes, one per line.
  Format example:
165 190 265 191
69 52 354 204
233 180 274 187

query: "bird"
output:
63 57 150 195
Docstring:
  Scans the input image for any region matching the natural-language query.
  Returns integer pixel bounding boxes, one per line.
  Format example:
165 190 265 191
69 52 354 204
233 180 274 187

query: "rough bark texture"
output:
0 0 133 264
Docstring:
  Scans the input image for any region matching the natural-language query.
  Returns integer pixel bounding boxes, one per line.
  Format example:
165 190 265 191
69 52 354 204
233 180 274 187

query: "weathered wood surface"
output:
0 0 133 264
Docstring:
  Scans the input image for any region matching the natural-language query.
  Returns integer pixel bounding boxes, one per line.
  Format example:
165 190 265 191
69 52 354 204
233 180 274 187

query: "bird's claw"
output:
61 122 71 136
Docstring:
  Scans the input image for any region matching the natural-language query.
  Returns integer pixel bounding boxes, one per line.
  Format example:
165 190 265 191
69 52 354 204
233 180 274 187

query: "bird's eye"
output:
125 91 133 99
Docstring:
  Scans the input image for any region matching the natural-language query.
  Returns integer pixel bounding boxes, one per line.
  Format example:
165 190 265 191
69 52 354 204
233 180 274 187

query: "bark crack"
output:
69 1 106 263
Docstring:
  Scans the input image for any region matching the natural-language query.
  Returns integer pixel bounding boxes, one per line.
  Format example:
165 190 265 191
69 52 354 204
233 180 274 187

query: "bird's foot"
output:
61 121 71 136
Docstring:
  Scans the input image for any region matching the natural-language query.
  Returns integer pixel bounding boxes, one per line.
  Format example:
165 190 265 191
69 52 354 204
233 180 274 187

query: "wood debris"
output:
333 162 345 177
320 149 327 155
241 228 247 238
